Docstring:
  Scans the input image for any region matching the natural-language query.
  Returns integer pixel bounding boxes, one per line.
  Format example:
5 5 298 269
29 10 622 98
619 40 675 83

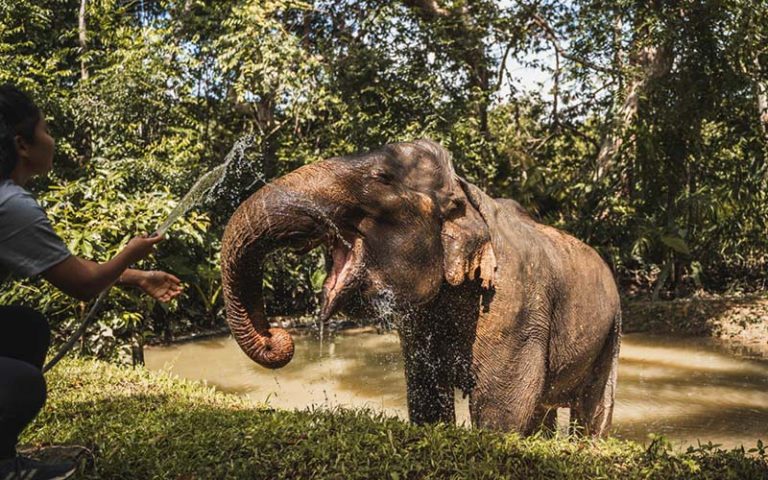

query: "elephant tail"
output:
611 308 622 368
592 308 622 436
604 309 622 416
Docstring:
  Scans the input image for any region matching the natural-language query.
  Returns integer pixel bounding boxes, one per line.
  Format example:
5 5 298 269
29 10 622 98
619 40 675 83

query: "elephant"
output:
220 139 622 436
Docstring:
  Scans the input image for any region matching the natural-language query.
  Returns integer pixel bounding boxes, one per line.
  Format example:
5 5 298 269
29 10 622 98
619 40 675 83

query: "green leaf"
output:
310 267 327 293
660 235 691 255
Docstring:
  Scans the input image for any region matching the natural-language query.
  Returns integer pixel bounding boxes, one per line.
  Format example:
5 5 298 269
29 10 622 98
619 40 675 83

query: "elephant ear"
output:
442 177 497 288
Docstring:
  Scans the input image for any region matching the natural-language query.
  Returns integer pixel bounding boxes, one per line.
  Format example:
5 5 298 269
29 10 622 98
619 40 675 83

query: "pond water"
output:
145 330 768 450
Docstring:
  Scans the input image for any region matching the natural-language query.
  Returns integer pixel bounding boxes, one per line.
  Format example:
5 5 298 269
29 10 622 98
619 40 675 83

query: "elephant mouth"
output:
319 233 365 321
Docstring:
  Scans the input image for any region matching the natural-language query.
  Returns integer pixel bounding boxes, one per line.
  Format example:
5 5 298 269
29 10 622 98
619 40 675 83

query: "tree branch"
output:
402 0 493 134
495 41 515 93
530 13 618 75
402 0 450 19
593 42 672 182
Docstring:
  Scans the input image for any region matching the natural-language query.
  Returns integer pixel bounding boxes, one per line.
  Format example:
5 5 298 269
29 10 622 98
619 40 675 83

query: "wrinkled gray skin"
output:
221 139 621 436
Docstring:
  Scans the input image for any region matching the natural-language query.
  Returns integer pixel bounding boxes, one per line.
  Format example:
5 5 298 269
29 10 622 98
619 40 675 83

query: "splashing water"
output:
155 134 257 236
369 286 410 332
194 137 353 251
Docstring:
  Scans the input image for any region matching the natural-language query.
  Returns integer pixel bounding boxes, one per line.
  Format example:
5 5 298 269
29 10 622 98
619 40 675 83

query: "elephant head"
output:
220 139 497 368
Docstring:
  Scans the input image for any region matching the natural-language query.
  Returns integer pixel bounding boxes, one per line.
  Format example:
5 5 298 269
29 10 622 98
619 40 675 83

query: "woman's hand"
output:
124 233 165 263
137 270 183 302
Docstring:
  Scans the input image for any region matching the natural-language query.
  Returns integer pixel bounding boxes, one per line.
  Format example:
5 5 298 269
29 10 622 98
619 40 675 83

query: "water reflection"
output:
145 332 767 449
613 334 767 449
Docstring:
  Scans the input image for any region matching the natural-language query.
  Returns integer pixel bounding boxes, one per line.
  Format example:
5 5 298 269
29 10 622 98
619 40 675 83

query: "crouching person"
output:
0 84 183 479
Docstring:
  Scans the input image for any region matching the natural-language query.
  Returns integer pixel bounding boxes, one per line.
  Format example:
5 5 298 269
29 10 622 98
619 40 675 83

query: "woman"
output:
0 84 183 479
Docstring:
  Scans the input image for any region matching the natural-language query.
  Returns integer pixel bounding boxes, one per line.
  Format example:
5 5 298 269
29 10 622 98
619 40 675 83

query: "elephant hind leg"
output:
571 315 621 437
471 342 548 434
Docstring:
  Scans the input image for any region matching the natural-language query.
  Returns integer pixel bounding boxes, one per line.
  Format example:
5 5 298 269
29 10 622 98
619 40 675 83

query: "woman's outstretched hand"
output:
138 270 183 302
125 233 165 263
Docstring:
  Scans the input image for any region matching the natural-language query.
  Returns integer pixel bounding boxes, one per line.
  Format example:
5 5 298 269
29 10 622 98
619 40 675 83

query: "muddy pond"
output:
145 330 767 449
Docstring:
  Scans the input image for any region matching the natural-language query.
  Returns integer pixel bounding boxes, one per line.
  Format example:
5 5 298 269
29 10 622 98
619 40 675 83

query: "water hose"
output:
43 291 108 372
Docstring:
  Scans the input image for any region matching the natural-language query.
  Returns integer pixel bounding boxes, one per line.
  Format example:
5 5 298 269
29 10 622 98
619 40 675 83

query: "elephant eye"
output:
371 170 395 184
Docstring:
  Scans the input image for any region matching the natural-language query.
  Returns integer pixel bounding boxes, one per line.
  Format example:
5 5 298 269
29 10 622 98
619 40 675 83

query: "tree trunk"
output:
131 333 145 366
755 57 768 141
593 43 672 183
79 0 88 80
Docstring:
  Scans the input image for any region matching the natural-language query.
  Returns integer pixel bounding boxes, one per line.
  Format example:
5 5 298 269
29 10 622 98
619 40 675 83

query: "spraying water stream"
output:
155 134 257 236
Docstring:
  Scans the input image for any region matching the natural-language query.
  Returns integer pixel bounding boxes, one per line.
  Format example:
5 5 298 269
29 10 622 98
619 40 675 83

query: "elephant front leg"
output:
402 349 456 424
399 328 456 425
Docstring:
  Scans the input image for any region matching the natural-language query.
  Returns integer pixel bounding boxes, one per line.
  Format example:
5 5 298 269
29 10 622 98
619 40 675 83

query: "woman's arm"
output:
42 235 165 301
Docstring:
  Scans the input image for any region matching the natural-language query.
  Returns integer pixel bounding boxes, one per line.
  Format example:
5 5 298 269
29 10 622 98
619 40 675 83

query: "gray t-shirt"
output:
0 179 71 283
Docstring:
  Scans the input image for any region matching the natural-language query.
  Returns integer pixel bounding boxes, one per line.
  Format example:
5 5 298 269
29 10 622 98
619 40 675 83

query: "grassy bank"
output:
23 359 767 479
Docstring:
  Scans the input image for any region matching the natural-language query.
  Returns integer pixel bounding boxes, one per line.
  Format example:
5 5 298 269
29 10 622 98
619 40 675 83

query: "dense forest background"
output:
1 0 767 361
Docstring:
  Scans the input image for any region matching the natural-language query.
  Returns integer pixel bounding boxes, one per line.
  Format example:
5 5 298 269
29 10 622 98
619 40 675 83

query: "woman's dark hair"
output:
0 84 42 179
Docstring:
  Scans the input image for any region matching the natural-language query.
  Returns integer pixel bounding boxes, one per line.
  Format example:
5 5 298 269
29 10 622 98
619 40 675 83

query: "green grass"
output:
24 359 768 479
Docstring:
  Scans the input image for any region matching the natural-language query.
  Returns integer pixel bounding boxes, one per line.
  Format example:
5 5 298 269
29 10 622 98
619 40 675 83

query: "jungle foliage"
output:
1 0 767 360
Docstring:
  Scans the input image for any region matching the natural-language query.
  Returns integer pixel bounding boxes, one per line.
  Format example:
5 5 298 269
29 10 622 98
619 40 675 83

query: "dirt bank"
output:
623 293 768 358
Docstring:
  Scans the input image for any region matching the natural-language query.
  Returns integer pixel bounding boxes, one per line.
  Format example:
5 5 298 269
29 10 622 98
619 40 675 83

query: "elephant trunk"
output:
221 180 326 369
